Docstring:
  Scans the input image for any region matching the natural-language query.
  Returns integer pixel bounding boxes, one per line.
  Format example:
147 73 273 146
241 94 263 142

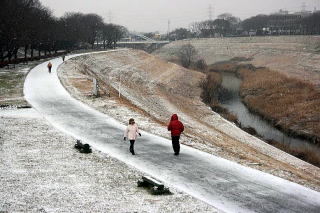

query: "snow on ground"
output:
23 56 320 212
58 49 320 192
0 108 218 213
0 60 219 212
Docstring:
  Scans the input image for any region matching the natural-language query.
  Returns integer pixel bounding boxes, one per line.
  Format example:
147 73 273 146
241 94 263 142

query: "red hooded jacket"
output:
168 114 184 136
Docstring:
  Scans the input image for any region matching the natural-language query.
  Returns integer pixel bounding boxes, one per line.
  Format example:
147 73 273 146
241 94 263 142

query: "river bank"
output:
203 61 320 166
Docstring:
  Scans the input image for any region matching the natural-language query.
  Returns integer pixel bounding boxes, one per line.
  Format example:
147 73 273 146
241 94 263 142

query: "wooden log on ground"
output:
137 176 170 195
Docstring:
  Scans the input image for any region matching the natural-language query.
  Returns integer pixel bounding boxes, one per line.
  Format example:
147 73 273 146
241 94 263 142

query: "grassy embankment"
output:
200 61 320 166
0 71 28 106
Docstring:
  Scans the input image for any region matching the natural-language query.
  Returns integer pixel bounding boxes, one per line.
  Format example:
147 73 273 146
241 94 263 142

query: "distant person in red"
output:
168 114 184 155
47 62 52 73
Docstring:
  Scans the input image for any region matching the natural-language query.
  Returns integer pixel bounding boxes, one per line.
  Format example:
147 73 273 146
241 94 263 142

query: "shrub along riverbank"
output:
199 71 238 123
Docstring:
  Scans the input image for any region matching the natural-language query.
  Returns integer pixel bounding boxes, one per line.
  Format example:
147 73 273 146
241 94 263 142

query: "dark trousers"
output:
129 140 135 154
171 136 180 155
48 67 52 73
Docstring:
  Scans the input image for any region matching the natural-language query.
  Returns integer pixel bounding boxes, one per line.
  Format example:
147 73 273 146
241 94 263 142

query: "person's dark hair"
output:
129 118 135 125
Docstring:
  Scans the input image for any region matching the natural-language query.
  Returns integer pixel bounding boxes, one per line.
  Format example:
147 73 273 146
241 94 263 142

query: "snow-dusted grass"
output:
0 55 219 212
0 109 217 213
0 66 30 106
0 58 59 106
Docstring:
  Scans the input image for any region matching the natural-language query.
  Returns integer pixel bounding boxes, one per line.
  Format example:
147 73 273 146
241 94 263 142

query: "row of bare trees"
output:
166 12 320 41
167 13 241 40
242 12 320 35
0 0 127 65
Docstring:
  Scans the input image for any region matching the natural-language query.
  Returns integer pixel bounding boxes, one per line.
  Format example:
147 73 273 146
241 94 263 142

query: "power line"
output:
116 14 207 24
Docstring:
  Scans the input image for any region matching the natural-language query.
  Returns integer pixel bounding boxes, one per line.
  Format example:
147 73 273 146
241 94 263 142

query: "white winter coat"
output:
124 123 140 140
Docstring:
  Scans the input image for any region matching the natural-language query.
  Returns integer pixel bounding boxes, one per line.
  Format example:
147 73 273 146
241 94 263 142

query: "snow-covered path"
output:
24 52 320 213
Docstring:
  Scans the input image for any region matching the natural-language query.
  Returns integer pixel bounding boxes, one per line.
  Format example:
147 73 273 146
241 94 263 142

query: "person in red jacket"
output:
47 62 52 73
167 114 184 155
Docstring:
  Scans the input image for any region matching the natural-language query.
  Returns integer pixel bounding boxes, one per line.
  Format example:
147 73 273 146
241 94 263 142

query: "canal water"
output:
219 72 320 156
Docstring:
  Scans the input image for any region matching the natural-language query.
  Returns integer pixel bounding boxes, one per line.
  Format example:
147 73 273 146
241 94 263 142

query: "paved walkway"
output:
24 52 320 213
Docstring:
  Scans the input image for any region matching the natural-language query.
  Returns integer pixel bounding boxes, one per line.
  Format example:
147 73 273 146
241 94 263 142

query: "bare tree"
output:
212 19 231 36
191 19 232 38
82 14 104 48
178 43 197 68
218 13 241 34
101 24 128 49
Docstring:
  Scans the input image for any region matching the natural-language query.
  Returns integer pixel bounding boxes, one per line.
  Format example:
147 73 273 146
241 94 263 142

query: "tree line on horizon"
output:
162 12 320 40
0 0 128 65
2 0 320 66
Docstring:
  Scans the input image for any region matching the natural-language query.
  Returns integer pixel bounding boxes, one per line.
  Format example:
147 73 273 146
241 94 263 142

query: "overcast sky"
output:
39 0 320 33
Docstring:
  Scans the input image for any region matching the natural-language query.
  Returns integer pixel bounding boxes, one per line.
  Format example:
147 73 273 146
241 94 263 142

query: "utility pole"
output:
118 74 121 98
301 2 307 12
167 19 171 38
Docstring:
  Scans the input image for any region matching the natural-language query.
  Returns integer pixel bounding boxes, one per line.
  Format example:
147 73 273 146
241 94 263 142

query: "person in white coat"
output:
124 118 141 155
